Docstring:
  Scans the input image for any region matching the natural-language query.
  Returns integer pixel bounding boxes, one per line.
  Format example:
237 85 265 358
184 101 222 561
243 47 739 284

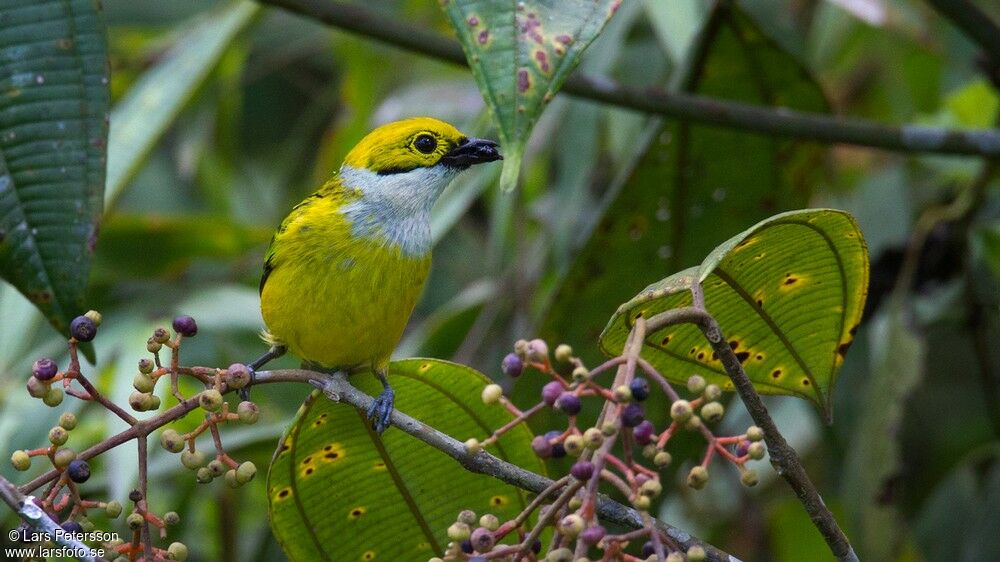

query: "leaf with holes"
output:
440 0 623 190
0 0 109 340
268 359 544 561
600 209 869 418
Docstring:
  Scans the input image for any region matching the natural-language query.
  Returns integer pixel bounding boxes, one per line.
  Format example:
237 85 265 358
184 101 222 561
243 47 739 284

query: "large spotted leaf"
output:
600 209 869 418
268 359 544 561
0 0 109 337
440 0 622 190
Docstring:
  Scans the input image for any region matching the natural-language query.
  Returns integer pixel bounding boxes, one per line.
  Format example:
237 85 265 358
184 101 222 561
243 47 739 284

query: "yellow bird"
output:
253 117 501 433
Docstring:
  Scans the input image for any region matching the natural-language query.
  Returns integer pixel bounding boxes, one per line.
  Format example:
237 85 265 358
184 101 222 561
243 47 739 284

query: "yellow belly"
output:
260 221 430 369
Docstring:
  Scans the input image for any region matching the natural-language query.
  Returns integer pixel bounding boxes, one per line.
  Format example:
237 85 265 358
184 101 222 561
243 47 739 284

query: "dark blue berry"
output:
501 353 523 378
531 539 542 553
555 392 581 415
641 541 655 557
571 461 594 480
70 316 96 342
61 520 83 535
621 403 645 428
67 459 90 483
469 558 488 562
460 539 474 554
544 430 566 458
32 358 58 381
633 420 654 445
630 377 650 401
172 315 197 337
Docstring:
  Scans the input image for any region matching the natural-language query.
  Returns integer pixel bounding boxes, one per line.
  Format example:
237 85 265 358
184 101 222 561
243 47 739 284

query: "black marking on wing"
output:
259 253 275 295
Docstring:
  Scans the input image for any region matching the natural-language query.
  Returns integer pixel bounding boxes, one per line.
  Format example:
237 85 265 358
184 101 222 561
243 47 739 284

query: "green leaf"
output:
440 0 622 191
105 1 258 208
0 0 109 337
268 359 544 561
600 209 869 417
542 5 828 366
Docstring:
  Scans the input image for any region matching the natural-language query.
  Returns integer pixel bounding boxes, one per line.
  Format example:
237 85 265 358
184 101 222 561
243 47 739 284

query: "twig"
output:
256 0 1000 156
925 0 1000 64
0 476 98 562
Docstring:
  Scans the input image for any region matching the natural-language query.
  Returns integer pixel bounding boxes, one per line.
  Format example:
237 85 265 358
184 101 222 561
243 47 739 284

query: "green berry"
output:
546 548 573 562
133 373 154 393
670 399 693 423
748 442 766 460
196 467 213 483
167 542 188 561
207 459 225 476
164 512 180 525
147 394 161 411
613 385 632 403
583 427 603 448
11 450 30 471
684 415 702 431
642 444 657 458
236 461 257 484
146 338 161 353
600 421 617 436
686 375 707 394
137 358 154 374
654 451 672 468
558 514 584 537
481 384 503 405
554 344 573 363
741 469 759 487
563 435 584 456
701 401 725 423
703 383 722 401
666 553 684 562
464 438 482 454
160 429 184 453
199 389 223 412
687 466 709 489
53 448 76 468
152 328 170 344
126 512 144 529
447 522 470 541
526 339 548 362
58 412 77 430
746 425 764 442
571 366 589 382
181 449 206 470
457 510 476 525
105 501 122 518
633 495 651 510
128 391 147 411
237 401 259 424
84 310 102 327
43 386 64 407
225 469 240 488
639 479 662 498
226 363 251 389
479 514 499 531
687 545 707 562
48 426 69 446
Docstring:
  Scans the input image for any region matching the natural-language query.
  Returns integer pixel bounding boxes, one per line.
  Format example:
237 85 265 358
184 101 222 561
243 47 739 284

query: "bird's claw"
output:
366 387 394 434
239 366 256 402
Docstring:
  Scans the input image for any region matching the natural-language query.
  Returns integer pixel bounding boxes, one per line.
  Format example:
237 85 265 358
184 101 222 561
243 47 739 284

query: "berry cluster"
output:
448 336 766 561
9 311 260 561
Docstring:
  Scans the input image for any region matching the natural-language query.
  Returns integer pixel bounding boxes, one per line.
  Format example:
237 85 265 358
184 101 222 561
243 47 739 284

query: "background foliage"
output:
1 0 999 561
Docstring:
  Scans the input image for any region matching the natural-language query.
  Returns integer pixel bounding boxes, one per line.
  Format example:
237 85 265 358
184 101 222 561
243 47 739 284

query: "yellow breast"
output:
259 182 431 369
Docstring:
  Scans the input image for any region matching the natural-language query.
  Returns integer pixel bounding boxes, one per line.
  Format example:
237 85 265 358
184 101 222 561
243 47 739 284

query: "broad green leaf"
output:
105 1 259 208
600 209 869 417
0 0 109 336
440 0 622 191
268 359 544 561
843 300 924 561
541 6 828 368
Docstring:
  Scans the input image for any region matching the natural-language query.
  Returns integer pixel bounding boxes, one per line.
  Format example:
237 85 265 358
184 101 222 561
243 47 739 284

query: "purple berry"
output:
460 539 473 554
501 353 523 378
542 381 564 406
545 430 566 458
67 459 91 483
70 316 96 342
32 358 58 381
61 520 83 535
531 539 542 553
470 527 495 552
736 440 750 457
555 392 581 415
531 435 553 458
571 461 594 480
469 558 488 562
633 420 654 445
621 403 645 428
580 525 606 545
641 541 655 557
629 377 650 401
172 315 197 337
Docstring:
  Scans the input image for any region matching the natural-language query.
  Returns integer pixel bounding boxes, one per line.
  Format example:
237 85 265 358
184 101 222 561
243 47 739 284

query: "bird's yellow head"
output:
343 117 501 175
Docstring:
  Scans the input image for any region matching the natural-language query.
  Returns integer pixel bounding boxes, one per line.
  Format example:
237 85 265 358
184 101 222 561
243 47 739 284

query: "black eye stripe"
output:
414 134 437 154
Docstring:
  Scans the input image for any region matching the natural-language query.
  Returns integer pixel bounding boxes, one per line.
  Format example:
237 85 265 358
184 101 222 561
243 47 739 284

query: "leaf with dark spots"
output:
0 0 109 348
441 0 623 191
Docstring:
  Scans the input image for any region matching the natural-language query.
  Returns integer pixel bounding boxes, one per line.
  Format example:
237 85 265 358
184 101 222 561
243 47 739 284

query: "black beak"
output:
440 138 503 170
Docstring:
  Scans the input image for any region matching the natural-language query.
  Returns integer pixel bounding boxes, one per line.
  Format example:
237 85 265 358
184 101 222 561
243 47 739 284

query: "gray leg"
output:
241 345 286 401
366 368 394 434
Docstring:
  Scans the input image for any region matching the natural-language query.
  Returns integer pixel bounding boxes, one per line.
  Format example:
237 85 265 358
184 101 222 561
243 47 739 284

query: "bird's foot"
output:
366 387 395 434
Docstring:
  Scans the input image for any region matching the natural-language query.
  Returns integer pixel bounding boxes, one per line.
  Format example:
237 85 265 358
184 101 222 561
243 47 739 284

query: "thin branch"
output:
300 369 739 562
925 0 1000 63
257 0 1000 157
0 476 98 562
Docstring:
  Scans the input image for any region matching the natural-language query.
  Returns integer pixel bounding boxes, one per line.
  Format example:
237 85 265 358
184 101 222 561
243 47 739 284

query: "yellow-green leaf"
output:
440 0 622 190
268 358 544 561
600 209 869 417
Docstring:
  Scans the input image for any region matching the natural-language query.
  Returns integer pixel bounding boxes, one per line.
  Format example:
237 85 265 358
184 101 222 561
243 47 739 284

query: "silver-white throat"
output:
338 164 459 256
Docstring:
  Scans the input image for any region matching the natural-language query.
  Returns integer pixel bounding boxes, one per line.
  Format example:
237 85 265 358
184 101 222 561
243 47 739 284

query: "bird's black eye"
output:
414 134 437 154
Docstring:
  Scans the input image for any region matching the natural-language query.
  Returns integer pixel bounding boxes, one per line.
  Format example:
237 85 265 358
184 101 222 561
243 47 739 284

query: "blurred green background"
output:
2 0 999 560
